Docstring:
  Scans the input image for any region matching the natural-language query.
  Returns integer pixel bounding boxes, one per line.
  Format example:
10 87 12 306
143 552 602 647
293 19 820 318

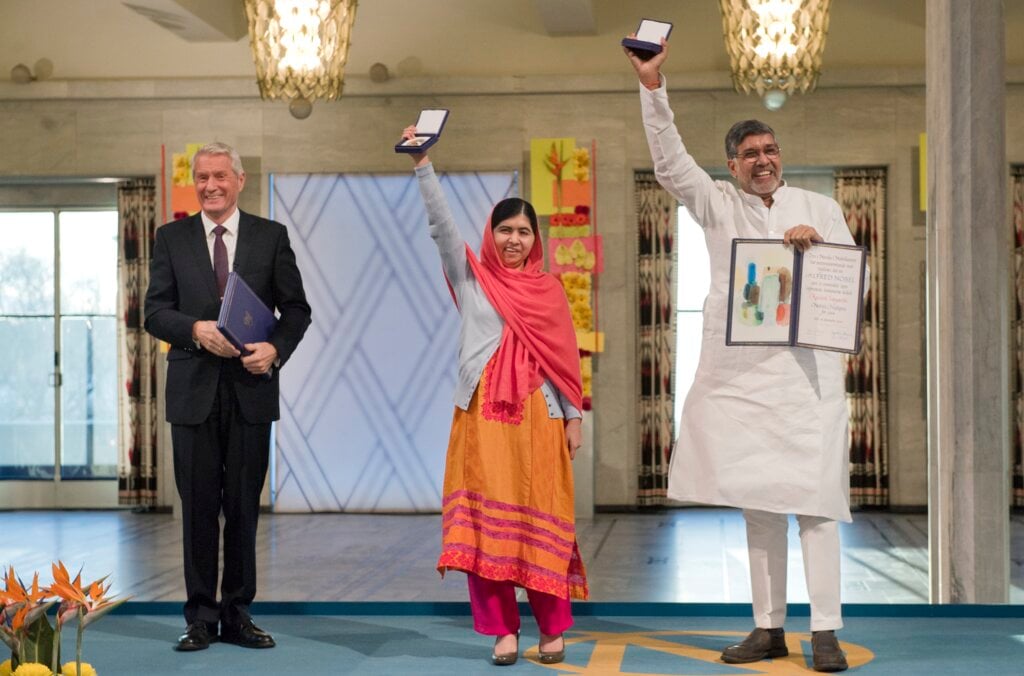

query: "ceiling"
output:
0 1 1021 84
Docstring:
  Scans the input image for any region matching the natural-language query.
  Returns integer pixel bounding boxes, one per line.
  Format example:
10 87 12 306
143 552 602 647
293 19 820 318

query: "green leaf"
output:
21 612 58 668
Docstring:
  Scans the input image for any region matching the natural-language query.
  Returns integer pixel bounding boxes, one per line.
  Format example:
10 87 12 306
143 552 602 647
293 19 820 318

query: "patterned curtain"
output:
116 178 160 507
1012 167 1024 507
635 171 677 506
834 169 889 507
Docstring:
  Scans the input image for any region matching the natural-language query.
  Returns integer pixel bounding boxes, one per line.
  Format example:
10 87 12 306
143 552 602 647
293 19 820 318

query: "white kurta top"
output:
641 80 855 522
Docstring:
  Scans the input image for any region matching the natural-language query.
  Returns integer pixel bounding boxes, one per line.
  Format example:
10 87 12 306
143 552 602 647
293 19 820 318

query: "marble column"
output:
925 0 1010 603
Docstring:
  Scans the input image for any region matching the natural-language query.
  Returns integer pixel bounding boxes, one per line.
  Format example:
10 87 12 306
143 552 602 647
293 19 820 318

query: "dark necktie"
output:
213 225 228 298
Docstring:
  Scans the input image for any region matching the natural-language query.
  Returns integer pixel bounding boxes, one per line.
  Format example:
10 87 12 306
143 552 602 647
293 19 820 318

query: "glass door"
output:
0 209 119 506
0 212 56 480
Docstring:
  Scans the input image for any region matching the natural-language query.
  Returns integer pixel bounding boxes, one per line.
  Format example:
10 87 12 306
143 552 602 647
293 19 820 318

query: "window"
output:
674 206 710 427
0 209 119 480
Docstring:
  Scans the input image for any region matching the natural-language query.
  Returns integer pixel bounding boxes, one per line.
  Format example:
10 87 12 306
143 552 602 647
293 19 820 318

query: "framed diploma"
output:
621 19 673 61
394 109 450 154
726 239 867 354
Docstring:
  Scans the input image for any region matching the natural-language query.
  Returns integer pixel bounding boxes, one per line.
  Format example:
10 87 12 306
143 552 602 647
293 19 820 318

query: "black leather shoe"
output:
811 630 848 672
721 627 788 664
175 622 215 651
220 619 276 649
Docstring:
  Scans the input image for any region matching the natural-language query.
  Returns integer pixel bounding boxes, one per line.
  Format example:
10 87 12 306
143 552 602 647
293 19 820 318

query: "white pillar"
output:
925 0 1010 603
574 410 595 518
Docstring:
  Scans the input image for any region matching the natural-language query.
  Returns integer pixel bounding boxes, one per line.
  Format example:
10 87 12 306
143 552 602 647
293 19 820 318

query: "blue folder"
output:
217 271 276 355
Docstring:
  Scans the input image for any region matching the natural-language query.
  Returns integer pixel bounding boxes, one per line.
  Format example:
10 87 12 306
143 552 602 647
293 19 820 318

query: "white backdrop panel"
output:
270 172 518 512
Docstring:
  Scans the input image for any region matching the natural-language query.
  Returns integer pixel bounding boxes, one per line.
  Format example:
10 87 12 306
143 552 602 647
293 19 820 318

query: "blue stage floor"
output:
42 603 1024 675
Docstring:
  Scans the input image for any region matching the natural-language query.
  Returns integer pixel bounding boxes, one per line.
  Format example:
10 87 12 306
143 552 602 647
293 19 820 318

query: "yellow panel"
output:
530 137 576 216
919 132 927 212
575 330 605 353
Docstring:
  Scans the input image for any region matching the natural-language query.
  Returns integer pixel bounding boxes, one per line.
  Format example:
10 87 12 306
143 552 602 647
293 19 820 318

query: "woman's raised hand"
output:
402 125 430 167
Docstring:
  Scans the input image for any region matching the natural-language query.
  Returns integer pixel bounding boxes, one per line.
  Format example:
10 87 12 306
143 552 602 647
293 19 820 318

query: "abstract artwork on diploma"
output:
726 239 867 354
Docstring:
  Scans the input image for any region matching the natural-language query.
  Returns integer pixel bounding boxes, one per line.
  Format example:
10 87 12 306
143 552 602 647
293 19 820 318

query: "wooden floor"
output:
1 508 1022 605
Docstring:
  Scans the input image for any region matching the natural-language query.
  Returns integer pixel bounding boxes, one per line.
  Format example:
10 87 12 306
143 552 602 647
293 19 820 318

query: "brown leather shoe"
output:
811 630 848 672
721 627 788 664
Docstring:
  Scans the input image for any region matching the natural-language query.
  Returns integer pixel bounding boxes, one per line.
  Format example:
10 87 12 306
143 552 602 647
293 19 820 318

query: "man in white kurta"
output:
626 42 855 673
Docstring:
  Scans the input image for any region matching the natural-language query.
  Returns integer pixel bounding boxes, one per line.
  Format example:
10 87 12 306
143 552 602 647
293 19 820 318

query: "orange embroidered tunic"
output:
437 361 588 600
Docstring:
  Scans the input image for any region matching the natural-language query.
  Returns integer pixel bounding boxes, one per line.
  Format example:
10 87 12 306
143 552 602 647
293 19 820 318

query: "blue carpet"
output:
34 604 1024 675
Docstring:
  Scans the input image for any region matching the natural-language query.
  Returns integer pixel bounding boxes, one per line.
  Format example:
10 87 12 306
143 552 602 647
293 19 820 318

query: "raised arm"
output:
623 38 723 225
402 126 469 294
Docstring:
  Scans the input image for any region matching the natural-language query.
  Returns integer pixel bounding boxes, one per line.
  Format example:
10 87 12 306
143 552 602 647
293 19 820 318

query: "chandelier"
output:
244 0 359 119
719 0 831 111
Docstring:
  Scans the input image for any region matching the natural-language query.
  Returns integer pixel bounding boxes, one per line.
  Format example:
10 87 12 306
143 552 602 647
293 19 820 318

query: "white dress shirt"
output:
200 207 240 271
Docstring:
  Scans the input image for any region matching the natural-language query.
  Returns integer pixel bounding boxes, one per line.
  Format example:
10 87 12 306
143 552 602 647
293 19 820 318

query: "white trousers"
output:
742 509 843 631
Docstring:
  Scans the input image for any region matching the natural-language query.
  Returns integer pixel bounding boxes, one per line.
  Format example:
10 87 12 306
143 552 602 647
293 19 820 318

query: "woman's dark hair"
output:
490 198 538 235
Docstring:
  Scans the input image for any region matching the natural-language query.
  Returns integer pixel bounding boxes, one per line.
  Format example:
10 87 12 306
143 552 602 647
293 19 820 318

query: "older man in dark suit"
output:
145 142 311 652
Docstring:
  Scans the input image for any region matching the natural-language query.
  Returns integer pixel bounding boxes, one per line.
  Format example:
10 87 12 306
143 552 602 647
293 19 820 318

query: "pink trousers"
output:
467 573 573 636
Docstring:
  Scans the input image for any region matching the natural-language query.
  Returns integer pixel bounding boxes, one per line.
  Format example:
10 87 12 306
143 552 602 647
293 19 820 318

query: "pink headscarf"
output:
455 215 583 413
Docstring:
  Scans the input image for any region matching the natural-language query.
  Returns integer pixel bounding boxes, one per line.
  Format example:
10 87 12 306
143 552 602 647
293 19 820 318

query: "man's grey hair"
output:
724 120 777 158
192 142 244 177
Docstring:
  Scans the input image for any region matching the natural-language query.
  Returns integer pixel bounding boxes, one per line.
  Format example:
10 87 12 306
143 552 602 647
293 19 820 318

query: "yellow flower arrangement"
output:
553 244 573 268
1 658 11 676
561 271 594 331
60 663 96 676
565 288 589 308
572 147 590 183
580 356 593 397
571 302 593 331
555 241 596 271
560 272 592 294
171 153 192 188
549 225 590 239
11 664 51 676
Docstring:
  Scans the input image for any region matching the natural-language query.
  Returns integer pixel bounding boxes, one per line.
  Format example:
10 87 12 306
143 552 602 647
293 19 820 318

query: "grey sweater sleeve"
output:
416 162 469 299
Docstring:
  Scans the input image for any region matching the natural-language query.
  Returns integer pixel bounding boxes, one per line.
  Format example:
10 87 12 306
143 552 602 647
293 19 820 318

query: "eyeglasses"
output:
735 145 781 162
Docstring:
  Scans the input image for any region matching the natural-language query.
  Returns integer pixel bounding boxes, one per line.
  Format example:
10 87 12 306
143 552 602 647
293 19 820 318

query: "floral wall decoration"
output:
169 142 205 220
530 138 605 410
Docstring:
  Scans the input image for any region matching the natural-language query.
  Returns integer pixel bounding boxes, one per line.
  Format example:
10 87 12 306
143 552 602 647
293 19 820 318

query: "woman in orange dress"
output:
403 126 587 666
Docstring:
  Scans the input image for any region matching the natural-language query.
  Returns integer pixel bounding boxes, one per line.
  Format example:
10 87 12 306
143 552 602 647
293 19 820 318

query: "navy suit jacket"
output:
144 210 312 425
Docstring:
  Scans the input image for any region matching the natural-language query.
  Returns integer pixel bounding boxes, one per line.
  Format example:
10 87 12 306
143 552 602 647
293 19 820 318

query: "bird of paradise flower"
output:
0 567 59 670
47 562 130 676
543 141 571 213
